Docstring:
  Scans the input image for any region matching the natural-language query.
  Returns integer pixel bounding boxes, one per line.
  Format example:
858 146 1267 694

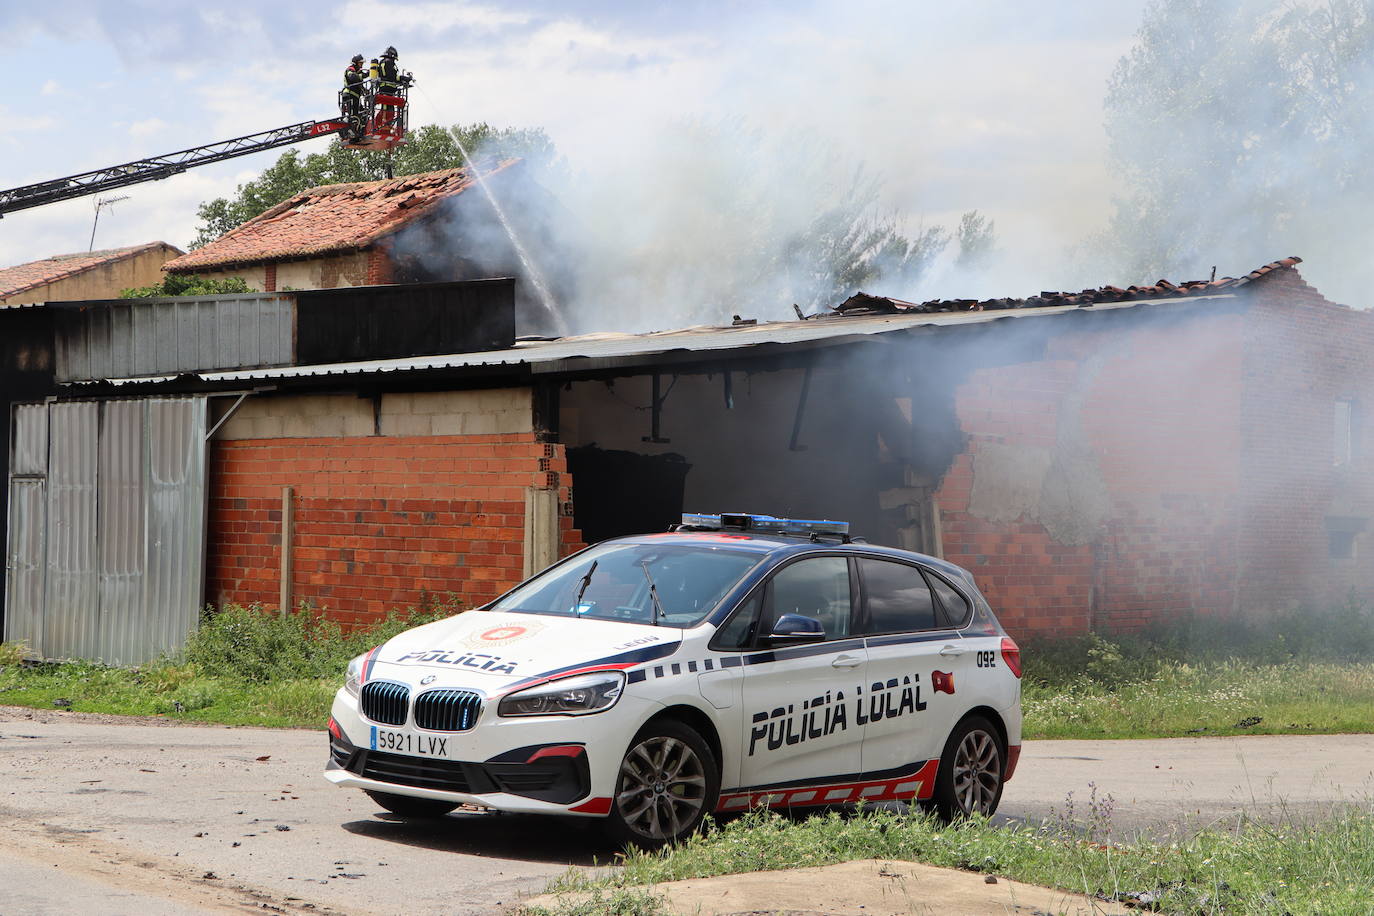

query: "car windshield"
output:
491 542 762 628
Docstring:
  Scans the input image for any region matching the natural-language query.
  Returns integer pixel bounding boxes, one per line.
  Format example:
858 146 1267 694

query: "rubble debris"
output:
832 257 1303 318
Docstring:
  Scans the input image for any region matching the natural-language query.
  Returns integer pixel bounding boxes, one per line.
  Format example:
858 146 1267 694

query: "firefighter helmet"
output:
351 53 365 64
384 46 398 57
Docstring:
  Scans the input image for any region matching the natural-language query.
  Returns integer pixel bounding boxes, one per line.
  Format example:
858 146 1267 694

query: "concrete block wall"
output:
207 389 582 626
214 390 535 441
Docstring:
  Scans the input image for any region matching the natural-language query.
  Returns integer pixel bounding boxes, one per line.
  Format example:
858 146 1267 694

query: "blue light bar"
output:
681 512 850 537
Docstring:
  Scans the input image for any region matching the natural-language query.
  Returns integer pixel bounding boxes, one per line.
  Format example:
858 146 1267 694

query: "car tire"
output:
364 790 459 818
931 715 1005 821
604 719 720 849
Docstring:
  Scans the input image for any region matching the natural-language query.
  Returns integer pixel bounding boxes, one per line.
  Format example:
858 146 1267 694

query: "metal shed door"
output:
3 397 207 664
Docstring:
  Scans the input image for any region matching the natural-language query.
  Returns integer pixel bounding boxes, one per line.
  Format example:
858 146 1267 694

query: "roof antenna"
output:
89 195 129 251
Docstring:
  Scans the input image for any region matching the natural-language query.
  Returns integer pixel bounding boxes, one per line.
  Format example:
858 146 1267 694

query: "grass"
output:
523 804 1374 916
4 601 1373 913
1023 660 1374 739
0 602 460 728
1019 596 1374 739
2 597 1374 737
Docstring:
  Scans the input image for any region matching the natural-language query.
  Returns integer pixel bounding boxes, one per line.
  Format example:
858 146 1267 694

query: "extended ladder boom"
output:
0 119 348 217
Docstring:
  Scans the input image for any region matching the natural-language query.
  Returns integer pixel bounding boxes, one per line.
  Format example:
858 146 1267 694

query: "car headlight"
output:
497 671 625 717
344 650 373 699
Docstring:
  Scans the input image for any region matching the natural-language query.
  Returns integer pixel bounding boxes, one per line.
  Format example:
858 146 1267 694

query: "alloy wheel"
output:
615 735 708 840
952 728 1001 815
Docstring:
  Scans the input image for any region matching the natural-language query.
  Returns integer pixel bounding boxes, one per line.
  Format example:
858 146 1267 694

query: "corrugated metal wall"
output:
45 401 99 659
3 397 207 663
55 295 294 382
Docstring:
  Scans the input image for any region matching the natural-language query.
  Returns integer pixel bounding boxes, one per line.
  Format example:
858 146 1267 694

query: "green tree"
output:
955 210 997 272
120 274 254 298
1099 0 1374 298
190 123 561 248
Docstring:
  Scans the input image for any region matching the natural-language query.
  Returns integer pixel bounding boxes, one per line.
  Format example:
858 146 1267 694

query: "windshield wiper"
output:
640 562 666 626
572 560 598 617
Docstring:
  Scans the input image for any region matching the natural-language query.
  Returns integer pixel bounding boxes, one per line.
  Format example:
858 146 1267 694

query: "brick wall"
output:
268 251 372 291
935 306 1248 639
207 390 582 627
1239 269 1374 613
366 248 394 285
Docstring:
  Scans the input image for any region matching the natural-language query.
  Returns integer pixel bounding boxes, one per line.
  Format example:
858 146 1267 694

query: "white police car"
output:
325 513 1023 847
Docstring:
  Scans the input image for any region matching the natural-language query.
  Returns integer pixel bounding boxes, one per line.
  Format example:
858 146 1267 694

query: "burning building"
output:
5 254 1368 663
162 161 561 331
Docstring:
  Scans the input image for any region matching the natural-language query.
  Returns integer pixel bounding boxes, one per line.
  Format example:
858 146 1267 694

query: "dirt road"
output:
1 707 1370 915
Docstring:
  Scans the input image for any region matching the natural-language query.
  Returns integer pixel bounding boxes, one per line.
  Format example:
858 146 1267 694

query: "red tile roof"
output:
0 242 181 300
164 161 522 273
832 257 1304 317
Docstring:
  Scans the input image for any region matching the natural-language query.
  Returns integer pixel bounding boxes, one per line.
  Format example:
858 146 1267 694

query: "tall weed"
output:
1022 597 1374 689
182 601 461 683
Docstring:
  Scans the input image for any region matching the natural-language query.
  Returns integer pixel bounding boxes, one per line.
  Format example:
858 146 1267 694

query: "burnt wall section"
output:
293 278 515 365
936 306 1249 638
1239 269 1374 614
561 364 892 541
566 447 691 544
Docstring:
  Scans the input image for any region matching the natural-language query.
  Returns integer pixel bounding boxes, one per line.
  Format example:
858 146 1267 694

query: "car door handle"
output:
939 644 969 657
831 654 863 668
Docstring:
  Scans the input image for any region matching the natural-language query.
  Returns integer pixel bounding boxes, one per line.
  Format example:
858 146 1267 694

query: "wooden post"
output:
279 486 293 615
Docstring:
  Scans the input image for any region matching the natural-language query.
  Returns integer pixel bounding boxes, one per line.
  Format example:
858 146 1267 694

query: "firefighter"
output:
377 46 401 95
375 46 403 132
341 54 367 140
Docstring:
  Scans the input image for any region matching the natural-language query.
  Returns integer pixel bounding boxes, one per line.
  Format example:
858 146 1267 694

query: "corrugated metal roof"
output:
88 291 1240 387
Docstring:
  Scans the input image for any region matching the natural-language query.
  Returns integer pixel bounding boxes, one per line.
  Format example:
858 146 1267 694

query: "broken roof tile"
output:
830 257 1304 318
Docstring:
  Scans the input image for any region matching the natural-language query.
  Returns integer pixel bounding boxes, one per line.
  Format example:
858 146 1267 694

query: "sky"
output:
1 1 1163 305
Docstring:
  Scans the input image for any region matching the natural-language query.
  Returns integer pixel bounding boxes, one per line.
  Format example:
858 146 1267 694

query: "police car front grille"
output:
356 748 475 793
413 689 482 731
360 680 410 726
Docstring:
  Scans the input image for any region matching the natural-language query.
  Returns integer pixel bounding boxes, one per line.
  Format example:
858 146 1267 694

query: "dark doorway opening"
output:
567 447 691 544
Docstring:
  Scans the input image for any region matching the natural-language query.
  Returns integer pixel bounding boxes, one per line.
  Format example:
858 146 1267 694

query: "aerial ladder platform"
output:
0 75 413 217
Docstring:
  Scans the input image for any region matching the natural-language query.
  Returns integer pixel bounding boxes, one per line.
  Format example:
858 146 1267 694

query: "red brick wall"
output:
1239 269 1374 613
208 433 583 627
365 248 394 285
935 307 1248 639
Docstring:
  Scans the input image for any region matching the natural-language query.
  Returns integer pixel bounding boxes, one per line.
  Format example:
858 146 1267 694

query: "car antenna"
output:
640 562 666 626
572 559 598 617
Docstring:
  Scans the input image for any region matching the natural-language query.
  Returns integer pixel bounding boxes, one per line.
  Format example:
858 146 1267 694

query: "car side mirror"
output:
766 613 826 645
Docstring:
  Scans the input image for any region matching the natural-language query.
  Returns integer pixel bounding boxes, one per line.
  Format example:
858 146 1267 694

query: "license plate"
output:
370 726 453 759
